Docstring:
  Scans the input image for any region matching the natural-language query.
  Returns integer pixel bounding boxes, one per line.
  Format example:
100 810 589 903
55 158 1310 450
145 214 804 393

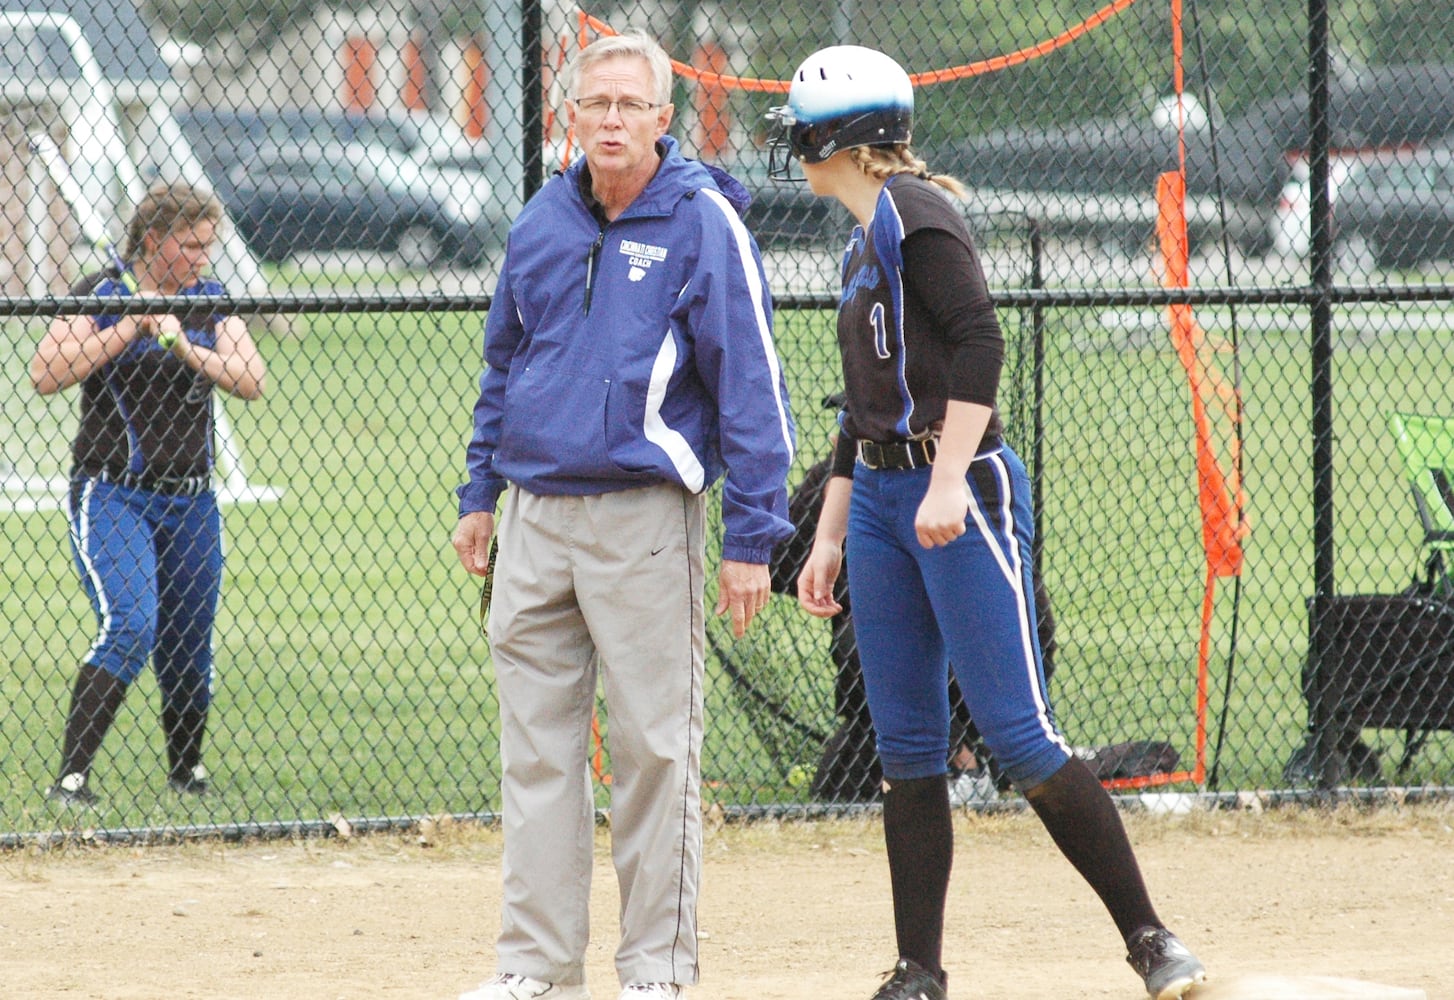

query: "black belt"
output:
857 437 938 470
92 469 211 496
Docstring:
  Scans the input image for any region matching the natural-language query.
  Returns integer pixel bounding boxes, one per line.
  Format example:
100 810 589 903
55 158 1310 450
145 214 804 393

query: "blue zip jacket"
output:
457 135 795 564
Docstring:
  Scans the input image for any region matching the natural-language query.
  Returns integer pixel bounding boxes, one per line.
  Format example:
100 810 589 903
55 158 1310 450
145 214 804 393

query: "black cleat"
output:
869 958 946 1000
45 772 99 807
1127 926 1207 1000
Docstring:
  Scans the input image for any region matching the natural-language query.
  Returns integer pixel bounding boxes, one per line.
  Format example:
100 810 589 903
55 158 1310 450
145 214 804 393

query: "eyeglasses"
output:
572 97 665 118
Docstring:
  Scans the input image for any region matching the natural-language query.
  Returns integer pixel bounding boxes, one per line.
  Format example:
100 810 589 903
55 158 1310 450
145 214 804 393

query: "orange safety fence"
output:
1100 0 1253 793
559 2 1144 175
1144 169 1251 792
580 0 1143 92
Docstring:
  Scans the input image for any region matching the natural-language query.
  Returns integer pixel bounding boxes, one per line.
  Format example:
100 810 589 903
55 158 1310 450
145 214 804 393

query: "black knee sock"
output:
57 665 128 780
1024 756 1160 940
882 774 953 978
162 703 208 780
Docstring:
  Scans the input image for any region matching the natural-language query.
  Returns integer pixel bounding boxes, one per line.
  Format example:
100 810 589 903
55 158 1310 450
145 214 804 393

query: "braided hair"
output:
848 144 968 200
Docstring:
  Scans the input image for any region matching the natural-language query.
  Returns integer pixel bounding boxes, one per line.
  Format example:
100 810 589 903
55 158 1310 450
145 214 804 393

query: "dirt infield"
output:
2 804 1450 999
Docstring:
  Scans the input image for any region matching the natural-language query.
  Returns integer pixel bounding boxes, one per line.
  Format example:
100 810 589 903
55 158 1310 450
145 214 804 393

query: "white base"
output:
1191 975 1427 999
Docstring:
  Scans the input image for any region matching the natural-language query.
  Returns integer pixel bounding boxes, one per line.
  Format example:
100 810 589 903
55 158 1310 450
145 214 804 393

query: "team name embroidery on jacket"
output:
618 239 669 282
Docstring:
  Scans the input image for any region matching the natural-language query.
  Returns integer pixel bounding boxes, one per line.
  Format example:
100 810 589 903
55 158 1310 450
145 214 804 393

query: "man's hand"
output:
452 511 496 576
715 559 770 638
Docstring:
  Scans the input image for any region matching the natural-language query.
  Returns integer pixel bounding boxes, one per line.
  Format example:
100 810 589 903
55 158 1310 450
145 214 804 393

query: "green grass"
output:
3 303 1452 836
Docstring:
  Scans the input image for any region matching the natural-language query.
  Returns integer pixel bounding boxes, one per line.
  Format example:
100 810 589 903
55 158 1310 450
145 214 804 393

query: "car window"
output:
179 112 256 158
1415 163 1438 194
264 118 300 151
1364 160 1409 196
1379 162 1408 194
432 152 492 173
1381 158 1449 195
1 25 83 79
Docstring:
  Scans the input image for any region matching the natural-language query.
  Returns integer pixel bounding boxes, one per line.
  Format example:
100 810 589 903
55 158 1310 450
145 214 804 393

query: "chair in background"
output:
1286 412 1454 786
1389 411 1454 596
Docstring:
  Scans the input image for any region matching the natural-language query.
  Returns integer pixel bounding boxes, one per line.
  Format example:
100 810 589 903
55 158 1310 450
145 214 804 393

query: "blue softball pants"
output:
845 442 1071 790
66 477 222 710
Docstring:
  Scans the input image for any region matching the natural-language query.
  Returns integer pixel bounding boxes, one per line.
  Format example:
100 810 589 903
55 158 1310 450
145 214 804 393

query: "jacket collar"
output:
566 134 753 220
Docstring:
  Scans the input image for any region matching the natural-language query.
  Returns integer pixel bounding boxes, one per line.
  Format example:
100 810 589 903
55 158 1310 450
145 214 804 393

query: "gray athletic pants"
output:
489 482 706 989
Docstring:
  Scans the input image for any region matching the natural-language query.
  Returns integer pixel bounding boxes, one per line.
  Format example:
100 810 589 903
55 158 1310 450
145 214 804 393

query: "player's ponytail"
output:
849 145 969 200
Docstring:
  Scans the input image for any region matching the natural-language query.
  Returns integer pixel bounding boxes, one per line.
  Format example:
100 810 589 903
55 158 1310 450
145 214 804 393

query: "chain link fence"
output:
4 0 1454 840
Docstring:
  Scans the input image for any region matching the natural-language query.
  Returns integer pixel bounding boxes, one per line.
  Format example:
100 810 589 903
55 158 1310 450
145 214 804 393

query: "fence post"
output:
1307 0 1339 787
1029 216 1046 561
521 0 543 201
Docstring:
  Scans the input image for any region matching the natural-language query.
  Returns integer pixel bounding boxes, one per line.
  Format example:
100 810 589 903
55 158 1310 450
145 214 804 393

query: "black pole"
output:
1308 0 1334 603
1029 216 1046 559
521 0 544 201
1307 0 1339 785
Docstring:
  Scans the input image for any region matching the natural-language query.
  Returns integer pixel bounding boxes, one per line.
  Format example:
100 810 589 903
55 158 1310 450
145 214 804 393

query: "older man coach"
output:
451 30 795 1000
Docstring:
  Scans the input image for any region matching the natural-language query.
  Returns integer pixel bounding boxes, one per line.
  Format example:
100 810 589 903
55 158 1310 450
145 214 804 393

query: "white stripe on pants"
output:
489 482 705 988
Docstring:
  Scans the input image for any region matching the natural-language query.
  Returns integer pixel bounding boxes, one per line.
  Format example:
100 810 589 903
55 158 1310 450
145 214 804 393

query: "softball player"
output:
30 181 267 807
765 46 1206 1000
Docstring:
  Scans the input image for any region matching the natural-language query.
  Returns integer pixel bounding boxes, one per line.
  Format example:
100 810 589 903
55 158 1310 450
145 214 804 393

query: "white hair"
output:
570 31 674 105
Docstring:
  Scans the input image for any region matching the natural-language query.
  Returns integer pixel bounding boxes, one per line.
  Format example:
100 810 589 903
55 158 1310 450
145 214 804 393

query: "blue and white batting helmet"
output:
765 46 914 177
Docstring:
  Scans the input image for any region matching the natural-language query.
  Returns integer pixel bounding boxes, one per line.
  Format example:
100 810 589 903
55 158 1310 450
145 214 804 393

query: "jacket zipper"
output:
583 229 605 314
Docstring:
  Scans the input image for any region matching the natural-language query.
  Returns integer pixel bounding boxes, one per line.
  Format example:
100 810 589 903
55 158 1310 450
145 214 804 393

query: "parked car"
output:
1332 144 1454 270
212 141 491 268
173 106 494 265
178 107 483 175
944 95 1279 257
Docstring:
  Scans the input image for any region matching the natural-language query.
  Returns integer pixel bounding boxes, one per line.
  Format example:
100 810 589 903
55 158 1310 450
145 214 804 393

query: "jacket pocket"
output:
498 365 624 480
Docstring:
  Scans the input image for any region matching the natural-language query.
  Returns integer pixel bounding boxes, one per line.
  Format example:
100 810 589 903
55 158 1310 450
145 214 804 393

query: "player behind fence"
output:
765 45 1206 1000
30 180 267 807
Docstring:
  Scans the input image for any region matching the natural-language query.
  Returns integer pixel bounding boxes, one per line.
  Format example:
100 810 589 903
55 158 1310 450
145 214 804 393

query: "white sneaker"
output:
948 767 998 807
459 973 591 1000
618 985 683 999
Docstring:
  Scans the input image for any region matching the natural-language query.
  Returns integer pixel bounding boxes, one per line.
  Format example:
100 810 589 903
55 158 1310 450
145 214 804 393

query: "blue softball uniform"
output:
68 478 221 705
64 268 229 701
846 448 1070 789
834 177 1072 790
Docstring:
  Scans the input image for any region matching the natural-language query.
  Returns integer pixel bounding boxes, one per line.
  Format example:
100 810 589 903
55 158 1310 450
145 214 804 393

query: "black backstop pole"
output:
1308 0 1334 602
1307 0 1339 786
521 0 544 201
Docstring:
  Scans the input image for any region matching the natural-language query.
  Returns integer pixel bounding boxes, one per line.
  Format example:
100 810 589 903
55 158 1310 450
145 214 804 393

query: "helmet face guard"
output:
762 46 915 182
764 106 914 180
763 105 804 181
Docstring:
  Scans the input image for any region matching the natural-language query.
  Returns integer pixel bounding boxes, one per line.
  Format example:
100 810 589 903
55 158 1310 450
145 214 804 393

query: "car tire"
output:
396 225 442 270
